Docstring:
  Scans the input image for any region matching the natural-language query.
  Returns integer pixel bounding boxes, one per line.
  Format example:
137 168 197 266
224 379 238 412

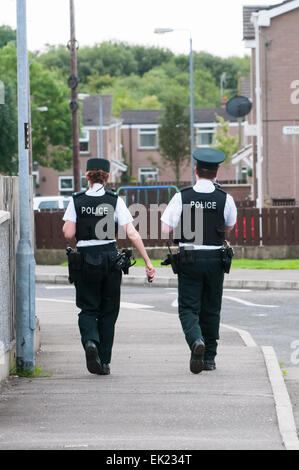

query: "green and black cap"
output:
193 148 226 170
86 158 110 173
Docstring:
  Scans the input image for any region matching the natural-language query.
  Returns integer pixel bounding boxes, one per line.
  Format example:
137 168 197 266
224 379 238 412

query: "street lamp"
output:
154 28 195 185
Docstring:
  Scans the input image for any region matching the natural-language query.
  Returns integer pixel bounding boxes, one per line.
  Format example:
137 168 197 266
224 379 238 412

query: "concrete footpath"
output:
0 297 298 450
36 265 299 290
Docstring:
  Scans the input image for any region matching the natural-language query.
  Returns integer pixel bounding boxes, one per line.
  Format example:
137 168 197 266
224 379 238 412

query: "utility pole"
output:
69 0 80 193
16 0 36 372
98 95 103 158
189 36 195 186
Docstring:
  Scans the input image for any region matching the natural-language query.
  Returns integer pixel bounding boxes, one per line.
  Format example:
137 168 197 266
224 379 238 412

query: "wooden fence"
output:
35 206 299 249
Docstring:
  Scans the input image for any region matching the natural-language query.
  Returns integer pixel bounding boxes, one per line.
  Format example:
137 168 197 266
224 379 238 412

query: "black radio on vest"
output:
173 186 227 245
73 190 118 241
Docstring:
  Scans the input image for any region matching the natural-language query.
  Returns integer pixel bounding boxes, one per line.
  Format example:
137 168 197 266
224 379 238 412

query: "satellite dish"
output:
226 95 252 118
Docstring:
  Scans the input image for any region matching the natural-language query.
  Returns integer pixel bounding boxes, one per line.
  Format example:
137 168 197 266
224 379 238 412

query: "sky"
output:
1 0 282 57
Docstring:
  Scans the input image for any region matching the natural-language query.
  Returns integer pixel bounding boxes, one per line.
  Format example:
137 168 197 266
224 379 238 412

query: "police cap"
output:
193 148 226 170
86 158 110 172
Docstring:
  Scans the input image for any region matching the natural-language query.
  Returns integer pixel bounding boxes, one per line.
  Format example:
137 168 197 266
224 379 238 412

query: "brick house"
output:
243 0 299 206
36 94 126 196
121 107 252 201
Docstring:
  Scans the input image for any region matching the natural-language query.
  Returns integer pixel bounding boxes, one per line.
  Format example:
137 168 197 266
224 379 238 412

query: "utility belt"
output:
66 244 136 284
161 242 234 274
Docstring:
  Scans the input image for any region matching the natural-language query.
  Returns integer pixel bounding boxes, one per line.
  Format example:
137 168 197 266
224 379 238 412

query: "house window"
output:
138 128 158 149
196 127 215 147
59 176 89 195
80 130 90 154
81 176 88 189
241 166 248 183
138 167 158 184
59 176 74 196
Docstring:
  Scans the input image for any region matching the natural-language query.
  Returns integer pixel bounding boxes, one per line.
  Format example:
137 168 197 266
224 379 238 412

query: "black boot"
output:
85 340 102 375
99 364 111 375
190 339 205 374
203 360 216 371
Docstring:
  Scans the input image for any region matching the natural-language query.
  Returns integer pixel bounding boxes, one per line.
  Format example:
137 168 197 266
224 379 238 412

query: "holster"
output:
179 248 195 266
220 242 235 274
161 252 180 274
66 248 83 284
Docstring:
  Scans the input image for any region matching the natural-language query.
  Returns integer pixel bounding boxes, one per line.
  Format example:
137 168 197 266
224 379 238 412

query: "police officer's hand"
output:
146 263 155 283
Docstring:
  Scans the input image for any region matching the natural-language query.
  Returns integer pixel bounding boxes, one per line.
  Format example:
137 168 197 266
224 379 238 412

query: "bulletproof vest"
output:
173 186 227 245
73 190 118 241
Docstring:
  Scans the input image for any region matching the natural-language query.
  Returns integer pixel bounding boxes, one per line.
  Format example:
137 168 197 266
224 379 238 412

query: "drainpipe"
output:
129 124 133 179
252 12 263 245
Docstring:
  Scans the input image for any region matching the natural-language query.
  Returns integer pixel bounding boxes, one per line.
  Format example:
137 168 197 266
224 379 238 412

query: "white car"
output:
33 196 71 211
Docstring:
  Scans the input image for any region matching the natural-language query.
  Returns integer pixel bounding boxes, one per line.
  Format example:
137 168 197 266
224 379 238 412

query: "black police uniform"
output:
65 158 126 376
162 148 235 374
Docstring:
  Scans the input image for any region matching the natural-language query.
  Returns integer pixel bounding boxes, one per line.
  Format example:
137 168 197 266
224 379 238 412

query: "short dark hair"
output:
196 164 218 180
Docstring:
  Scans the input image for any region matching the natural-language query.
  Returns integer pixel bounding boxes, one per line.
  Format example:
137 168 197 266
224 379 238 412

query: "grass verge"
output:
10 366 53 378
61 258 299 269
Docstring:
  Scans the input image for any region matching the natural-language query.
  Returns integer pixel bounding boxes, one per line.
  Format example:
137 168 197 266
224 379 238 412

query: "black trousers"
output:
74 244 122 364
178 251 224 361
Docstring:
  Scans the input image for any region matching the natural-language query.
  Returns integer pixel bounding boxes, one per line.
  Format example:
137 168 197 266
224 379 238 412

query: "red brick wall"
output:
251 7 299 205
122 124 244 184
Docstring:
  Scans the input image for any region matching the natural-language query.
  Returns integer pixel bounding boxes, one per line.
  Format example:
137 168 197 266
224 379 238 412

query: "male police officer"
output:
63 158 155 376
161 148 237 374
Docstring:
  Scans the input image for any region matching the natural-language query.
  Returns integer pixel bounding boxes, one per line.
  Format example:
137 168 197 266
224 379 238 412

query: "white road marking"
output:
223 296 278 308
120 302 154 310
223 289 252 293
36 298 154 310
36 297 73 304
44 286 74 290
171 298 178 308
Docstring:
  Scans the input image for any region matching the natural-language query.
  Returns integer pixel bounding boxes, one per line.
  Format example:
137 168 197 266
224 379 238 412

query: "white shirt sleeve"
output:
114 196 133 226
160 193 183 228
63 197 77 223
224 194 237 227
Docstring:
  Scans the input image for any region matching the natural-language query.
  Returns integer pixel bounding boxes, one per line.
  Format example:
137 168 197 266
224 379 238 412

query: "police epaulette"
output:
72 190 86 198
180 186 193 192
214 183 227 194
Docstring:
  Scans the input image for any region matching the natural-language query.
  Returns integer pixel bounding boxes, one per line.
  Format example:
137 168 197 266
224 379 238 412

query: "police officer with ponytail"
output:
63 158 155 376
161 148 237 374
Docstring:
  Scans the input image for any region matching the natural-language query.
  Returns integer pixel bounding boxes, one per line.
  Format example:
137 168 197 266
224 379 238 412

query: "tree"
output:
0 25 16 49
110 88 138 116
86 73 116 93
29 61 73 170
0 43 73 172
158 98 190 183
212 115 239 161
140 95 161 109
128 44 173 76
0 78 17 174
